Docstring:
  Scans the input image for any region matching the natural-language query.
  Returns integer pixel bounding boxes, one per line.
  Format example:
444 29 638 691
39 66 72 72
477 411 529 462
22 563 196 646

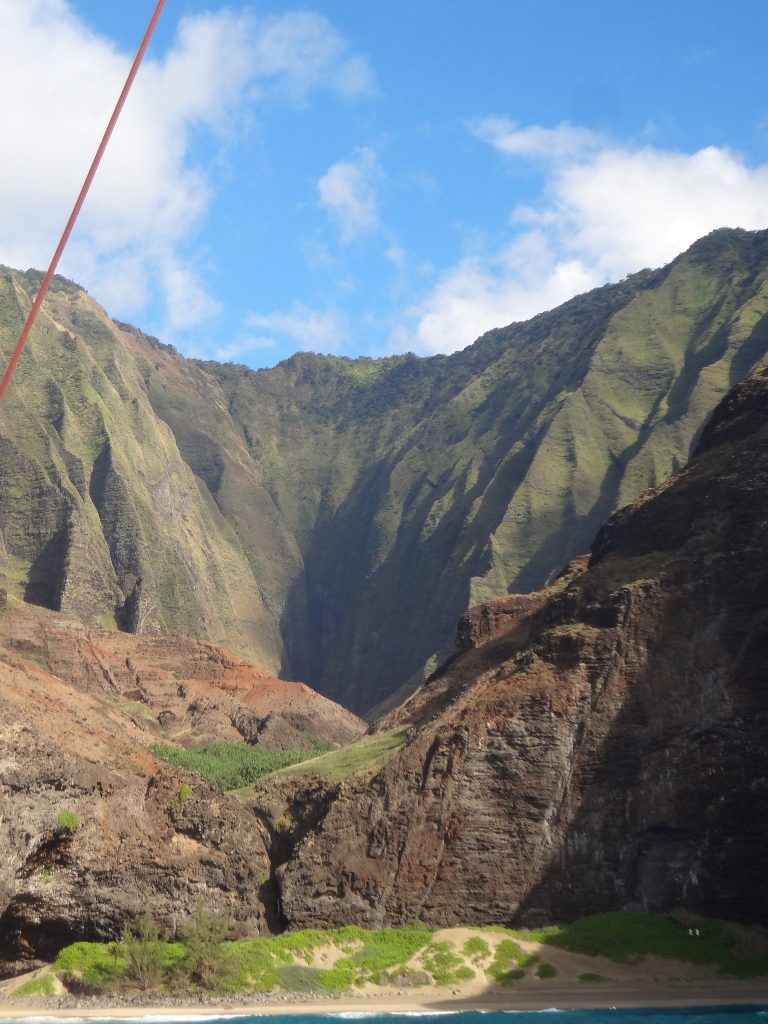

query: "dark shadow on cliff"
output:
509 431 768 927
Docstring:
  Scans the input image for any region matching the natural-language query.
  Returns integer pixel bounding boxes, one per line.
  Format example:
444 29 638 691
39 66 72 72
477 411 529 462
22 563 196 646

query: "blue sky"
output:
2 1 768 367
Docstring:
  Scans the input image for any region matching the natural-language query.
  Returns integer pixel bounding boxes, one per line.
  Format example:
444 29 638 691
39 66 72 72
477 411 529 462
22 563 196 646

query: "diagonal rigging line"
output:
0 0 167 402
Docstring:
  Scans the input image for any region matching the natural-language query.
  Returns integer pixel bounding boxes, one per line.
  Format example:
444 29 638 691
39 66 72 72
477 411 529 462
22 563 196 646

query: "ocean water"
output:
3 1007 767 1024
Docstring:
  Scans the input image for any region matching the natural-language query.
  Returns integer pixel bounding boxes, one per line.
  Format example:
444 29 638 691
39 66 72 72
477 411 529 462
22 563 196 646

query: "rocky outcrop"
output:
0 654 270 977
278 369 768 929
0 605 364 749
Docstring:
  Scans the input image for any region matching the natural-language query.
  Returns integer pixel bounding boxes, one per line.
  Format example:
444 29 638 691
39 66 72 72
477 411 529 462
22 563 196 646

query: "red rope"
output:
0 0 167 401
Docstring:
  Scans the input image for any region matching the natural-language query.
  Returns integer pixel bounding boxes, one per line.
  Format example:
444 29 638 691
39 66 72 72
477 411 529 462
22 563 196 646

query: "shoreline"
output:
2 985 768 1018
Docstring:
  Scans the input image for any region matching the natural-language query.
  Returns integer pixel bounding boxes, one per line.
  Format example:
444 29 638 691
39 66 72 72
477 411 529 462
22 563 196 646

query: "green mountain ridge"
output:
2 227 768 713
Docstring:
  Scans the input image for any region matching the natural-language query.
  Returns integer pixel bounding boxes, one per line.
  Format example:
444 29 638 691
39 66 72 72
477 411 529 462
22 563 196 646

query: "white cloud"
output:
402 124 768 354
250 12 375 104
0 1 374 339
318 147 382 242
210 335 276 363
248 304 344 353
470 117 600 160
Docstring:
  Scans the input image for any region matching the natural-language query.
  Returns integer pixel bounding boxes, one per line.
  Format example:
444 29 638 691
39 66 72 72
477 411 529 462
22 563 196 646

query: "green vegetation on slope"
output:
487 938 539 984
268 726 408 782
49 923 434 995
11 975 55 999
16 912 767 1001
541 911 768 978
148 738 331 790
4 231 768 714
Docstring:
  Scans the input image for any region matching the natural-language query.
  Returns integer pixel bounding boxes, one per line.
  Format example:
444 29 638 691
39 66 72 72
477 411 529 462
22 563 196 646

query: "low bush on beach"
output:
463 935 491 962
486 938 538 984
536 961 558 978
419 941 475 986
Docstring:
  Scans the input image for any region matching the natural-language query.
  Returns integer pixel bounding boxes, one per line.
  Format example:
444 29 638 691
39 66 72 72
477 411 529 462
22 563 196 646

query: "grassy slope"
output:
265 726 409 783
3 229 768 712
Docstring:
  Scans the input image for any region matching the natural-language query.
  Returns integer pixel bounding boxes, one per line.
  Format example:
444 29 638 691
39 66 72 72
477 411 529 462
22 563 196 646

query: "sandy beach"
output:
2 982 768 1018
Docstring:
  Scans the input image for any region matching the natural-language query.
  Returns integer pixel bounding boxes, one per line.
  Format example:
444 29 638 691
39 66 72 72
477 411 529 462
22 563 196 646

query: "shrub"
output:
177 784 192 806
122 913 165 991
419 941 474 986
487 939 538 983
536 961 558 978
180 900 233 989
57 809 80 831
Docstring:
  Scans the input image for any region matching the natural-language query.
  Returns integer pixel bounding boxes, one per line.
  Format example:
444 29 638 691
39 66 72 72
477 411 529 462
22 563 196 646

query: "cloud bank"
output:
405 118 768 354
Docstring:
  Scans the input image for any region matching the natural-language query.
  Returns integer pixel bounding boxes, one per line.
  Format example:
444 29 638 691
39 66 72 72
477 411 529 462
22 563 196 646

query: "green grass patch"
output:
54 941 127 989
542 911 768 977
56 809 80 831
12 974 55 998
270 727 408 783
275 964 325 994
330 923 434 985
463 936 491 962
487 939 538 984
578 972 609 983
149 738 331 790
117 700 157 721
596 552 669 593
419 941 474 986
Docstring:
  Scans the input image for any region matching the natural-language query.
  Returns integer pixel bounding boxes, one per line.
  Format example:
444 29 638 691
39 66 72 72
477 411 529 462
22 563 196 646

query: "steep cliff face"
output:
0 653 271 977
278 368 768 928
3 228 768 712
0 603 364 973
0 271 284 673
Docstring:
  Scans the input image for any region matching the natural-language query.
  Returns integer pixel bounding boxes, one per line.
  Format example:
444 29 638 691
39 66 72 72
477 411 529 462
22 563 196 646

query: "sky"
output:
2 1 768 367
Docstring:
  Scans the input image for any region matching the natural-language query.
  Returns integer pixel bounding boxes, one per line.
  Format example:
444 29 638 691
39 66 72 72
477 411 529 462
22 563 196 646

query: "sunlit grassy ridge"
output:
267 727 409 782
